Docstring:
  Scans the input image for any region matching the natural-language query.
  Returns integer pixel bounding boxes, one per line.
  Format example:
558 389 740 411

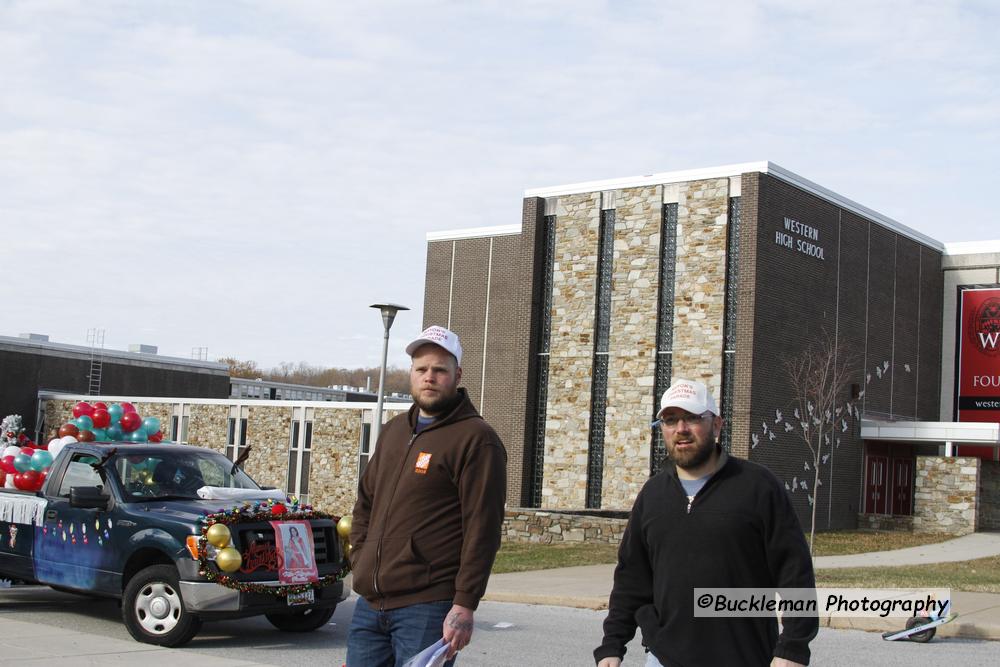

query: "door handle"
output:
45 509 57 520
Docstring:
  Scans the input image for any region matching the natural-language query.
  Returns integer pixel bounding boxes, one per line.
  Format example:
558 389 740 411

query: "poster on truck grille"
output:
957 286 1000 422
270 520 318 584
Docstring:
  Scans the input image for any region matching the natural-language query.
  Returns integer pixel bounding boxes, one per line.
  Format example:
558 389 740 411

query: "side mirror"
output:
70 486 110 510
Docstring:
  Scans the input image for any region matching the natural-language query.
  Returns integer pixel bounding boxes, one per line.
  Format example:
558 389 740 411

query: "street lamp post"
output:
370 303 409 448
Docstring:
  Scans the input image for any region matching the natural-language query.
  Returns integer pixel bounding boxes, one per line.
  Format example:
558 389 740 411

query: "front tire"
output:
265 605 336 632
122 564 202 647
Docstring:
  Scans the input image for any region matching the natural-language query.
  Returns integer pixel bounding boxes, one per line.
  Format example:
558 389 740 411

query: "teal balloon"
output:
127 428 147 442
14 453 32 472
75 415 94 431
106 424 124 440
142 417 160 434
30 450 53 471
108 404 124 424
91 428 108 441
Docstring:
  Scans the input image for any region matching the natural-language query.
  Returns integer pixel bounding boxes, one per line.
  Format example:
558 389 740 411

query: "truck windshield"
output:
116 449 262 501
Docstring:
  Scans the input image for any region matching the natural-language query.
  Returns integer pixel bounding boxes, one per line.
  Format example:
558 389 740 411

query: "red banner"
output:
270 520 318 584
957 287 1000 423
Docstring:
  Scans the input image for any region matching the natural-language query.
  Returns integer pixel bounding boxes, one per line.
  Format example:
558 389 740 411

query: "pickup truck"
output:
0 442 349 646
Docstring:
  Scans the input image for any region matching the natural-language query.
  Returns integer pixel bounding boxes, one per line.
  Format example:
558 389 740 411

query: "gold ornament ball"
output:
336 515 352 538
344 542 352 557
206 523 232 548
141 471 153 485
216 547 242 573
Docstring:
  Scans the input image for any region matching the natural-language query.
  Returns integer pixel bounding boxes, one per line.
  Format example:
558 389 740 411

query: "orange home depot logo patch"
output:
414 452 432 474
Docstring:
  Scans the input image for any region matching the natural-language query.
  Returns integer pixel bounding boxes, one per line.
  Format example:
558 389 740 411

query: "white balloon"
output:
47 441 65 459
48 438 61 448
3 475 15 488
60 435 78 445
2 446 21 459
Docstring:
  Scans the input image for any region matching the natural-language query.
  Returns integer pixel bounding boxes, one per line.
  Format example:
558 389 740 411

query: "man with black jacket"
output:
595 378 817 667
347 326 507 667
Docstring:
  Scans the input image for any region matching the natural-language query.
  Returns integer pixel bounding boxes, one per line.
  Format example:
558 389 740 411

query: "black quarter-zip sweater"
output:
594 455 818 666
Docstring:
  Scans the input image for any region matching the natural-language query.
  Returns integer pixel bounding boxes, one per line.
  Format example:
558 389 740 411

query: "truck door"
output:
34 452 118 594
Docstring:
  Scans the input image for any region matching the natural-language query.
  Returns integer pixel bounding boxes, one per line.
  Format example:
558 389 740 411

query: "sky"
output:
3 0 998 369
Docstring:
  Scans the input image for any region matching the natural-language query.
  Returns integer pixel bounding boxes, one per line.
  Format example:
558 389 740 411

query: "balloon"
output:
106 424 124 440
147 430 163 443
120 412 141 433
77 429 95 442
0 456 15 474
58 423 79 438
2 446 20 459
91 428 108 441
121 402 137 414
75 415 94 431
59 435 78 445
108 404 124 424
127 429 147 442
93 402 108 410
14 454 32 473
12 473 28 490
91 409 111 429
0 471 5 487
48 440 66 459
72 401 94 418
142 417 160 435
21 470 41 491
19 447 34 459
30 450 53 471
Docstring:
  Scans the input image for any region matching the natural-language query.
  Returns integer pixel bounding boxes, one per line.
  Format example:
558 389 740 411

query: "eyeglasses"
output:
651 411 713 429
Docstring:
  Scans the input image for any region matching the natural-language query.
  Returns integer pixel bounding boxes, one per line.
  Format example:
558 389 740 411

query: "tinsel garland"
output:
196 498 349 597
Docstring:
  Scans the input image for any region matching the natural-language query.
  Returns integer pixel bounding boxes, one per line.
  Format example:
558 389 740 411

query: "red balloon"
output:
119 412 141 433
72 401 94 418
91 409 111 429
148 430 163 443
58 423 80 438
19 447 35 458
121 402 137 414
0 456 16 475
20 470 41 491
77 430 95 442
93 402 108 410
12 472 30 491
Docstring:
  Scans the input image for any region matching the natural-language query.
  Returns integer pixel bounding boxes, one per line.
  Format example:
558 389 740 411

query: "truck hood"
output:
128 499 242 529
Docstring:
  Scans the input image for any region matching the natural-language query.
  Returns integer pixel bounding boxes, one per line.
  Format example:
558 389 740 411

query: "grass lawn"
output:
492 530 969 585
815 555 1000 593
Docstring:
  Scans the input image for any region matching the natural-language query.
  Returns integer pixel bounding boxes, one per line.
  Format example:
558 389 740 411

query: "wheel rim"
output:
135 581 182 635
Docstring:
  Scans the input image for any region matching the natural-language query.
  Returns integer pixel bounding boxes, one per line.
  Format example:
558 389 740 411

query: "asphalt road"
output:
1 587 998 665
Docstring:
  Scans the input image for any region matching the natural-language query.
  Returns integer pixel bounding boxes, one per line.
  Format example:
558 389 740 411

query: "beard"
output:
666 431 718 471
411 384 462 416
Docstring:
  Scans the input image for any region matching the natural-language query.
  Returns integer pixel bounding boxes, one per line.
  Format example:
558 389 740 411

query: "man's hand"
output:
771 659 806 667
442 604 474 658
597 658 622 667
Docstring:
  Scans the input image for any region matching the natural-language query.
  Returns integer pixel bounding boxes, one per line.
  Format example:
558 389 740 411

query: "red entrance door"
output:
891 458 913 515
865 456 888 514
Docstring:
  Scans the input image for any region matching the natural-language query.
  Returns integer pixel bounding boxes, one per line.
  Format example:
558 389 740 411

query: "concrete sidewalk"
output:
483 532 1000 640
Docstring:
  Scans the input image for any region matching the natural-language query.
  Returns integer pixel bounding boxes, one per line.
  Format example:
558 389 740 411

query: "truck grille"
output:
232 521 342 577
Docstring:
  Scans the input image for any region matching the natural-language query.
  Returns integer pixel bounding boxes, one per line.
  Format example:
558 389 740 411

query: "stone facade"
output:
913 456 979 534
979 462 1000 530
501 508 627 545
856 513 914 532
542 192 601 509
602 185 662 509
670 179 731 391
40 396 405 517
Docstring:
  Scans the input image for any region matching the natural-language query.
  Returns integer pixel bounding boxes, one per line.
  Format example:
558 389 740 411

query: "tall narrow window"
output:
225 407 248 461
587 207 615 508
287 409 313 502
720 196 742 451
528 214 556 507
651 203 679 475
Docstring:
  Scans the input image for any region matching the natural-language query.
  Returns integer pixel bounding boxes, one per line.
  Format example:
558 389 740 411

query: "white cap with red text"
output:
405 326 463 365
657 378 719 418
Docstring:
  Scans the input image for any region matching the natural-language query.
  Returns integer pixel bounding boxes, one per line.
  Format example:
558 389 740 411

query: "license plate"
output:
287 588 315 606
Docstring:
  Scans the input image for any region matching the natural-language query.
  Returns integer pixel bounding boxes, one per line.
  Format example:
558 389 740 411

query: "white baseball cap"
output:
405 326 463 365
657 378 719 418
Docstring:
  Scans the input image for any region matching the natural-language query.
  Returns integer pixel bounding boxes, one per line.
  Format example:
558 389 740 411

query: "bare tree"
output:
784 333 855 554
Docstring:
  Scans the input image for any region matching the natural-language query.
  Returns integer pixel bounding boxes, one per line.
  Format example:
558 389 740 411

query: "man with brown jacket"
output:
346 326 507 667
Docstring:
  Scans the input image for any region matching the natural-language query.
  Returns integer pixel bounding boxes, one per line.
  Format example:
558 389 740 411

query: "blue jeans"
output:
346 597 455 667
